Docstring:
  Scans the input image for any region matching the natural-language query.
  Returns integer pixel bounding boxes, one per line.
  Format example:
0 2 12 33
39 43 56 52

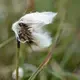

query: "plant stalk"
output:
16 39 20 80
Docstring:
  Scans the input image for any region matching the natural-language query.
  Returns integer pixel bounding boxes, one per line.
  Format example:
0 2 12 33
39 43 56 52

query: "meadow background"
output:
0 0 80 80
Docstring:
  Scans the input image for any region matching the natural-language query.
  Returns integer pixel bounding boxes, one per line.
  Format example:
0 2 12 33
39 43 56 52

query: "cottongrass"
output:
12 12 57 48
12 12 57 80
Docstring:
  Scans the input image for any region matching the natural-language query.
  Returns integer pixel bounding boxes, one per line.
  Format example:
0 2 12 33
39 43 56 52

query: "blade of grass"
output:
48 60 80 80
28 50 52 80
60 41 77 68
50 60 66 80
0 36 15 48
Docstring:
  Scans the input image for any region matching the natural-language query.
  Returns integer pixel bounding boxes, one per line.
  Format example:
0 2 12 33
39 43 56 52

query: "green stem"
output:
16 39 20 80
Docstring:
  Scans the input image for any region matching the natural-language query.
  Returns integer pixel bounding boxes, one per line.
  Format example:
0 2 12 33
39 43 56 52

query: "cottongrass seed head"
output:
12 12 57 48
12 67 24 80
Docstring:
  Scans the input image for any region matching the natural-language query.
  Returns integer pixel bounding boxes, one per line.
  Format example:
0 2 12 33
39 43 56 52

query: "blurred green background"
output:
0 0 80 80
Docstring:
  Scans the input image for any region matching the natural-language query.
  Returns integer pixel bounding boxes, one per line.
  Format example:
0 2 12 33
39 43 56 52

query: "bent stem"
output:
28 51 52 80
16 39 20 80
28 27 62 80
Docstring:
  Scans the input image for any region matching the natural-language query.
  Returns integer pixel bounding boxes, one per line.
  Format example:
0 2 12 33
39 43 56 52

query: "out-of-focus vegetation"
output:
0 0 80 80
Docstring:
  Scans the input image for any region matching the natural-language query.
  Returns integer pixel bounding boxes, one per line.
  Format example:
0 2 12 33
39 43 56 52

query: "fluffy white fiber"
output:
12 12 57 48
12 67 24 79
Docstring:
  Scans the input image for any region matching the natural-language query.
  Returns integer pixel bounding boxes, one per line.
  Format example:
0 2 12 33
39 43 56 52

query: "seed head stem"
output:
16 39 20 80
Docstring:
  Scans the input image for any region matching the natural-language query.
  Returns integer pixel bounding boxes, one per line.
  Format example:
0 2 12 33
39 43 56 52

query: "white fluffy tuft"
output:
12 12 57 48
32 32 52 48
19 12 57 27
12 67 24 79
12 21 20 38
